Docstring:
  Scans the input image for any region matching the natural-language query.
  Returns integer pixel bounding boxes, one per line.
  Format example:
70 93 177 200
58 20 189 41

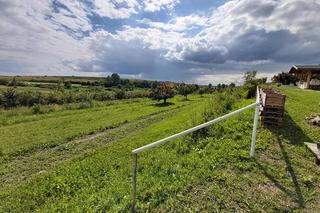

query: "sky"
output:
0 0 320 85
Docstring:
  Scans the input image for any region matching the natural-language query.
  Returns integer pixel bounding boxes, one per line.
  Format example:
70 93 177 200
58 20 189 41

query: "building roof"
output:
289 65 320 73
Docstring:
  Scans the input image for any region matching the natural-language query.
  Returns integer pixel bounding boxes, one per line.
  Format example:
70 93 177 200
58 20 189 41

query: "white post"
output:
131 154 138 213
250 87 260 158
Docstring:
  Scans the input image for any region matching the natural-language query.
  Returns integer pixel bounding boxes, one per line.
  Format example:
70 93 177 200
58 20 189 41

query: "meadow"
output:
0 78 320 212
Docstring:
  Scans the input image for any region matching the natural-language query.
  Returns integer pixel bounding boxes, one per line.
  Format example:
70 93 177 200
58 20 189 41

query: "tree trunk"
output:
163 98 167 104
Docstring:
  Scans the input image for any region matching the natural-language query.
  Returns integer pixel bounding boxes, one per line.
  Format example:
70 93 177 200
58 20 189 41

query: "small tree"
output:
104 73 121 87
56 80 64 92
150 82 175 104
243 70 257 84
272 72 298 85
111 73 121 86
176 83 194 100
229 82 236 88
242 71 268 98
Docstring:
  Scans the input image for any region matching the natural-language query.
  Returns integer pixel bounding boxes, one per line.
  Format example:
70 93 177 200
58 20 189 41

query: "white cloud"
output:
167 0 320 66
93 0 139 19
193 72 277 85
143 0 180 12
141 14 208 32
0 0 94 75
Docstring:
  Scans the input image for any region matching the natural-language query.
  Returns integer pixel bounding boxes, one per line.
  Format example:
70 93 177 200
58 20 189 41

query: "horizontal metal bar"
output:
132 101 259 154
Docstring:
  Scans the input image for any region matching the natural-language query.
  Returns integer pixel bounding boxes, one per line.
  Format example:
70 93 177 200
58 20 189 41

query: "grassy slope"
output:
0 88 319 212
0 95 211 212
153 87 320 212
0 97 192 156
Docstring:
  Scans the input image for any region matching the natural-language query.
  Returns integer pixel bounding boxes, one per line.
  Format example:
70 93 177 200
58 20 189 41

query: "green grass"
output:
0 88 319 212
0 96 204 156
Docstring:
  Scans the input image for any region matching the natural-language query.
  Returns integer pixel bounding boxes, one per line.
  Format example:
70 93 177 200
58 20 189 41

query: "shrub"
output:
47 92 64 105
93 90 113 101
18 91 45 106
64 93 75 103
78 101 94 109
0 79 8 86
64 81 72 89
2 88 19 108
32 104 43 114
198 88 207 96
76 92 92 102
114 89 126 99
191 92 236 141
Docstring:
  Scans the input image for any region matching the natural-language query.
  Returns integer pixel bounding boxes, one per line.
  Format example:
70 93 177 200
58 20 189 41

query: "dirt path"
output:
0 106 185 187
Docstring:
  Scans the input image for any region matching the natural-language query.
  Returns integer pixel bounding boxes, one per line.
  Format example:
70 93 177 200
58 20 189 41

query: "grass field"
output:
0 97 193 156
0 87 319 212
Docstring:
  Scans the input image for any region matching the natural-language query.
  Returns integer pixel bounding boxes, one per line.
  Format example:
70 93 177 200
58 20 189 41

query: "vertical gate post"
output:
250 88 260 158
131 153 138 213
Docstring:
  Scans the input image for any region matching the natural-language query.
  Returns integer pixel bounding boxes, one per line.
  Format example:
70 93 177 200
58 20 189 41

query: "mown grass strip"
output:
0 103 188 187
0 96 201 156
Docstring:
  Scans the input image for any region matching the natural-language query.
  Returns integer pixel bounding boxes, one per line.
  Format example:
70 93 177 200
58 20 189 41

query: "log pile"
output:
259 88 286 125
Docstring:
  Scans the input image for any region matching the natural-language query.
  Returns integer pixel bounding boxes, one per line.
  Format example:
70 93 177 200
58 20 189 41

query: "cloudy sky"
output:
0 0 320 84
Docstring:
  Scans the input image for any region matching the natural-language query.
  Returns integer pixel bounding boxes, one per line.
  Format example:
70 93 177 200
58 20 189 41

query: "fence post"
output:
250 88 260 158
131 153 138 213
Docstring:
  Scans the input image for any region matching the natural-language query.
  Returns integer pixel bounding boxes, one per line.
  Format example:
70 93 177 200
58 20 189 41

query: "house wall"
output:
297 79 320 89
310 79 320 85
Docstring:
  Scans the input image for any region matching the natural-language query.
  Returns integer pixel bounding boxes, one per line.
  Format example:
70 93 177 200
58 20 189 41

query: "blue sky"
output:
0 0 320 84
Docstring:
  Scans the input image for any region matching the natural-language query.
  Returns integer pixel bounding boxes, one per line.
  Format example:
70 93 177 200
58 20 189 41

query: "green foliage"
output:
111 73 121 85
2 88 19 108
243 70 257 83
0 79 8 86
229 82 236 88
104 73 121 87
115 89 126 99
272 72 298 85
176 83 195 99
150 82 175 104
78 101 94 109
243 71 267 99
56 80 64 92
64 81 72 89
32 104 42 114
0 86 151 109
190 91 237 141
198 88 206 96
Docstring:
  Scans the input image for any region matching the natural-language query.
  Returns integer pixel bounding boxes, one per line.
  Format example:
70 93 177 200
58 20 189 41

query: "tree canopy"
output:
272 72 298 85
176 83 195 99
150 82 175 104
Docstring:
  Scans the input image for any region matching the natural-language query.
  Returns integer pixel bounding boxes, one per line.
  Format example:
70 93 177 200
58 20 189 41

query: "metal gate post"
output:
131 153 138 212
